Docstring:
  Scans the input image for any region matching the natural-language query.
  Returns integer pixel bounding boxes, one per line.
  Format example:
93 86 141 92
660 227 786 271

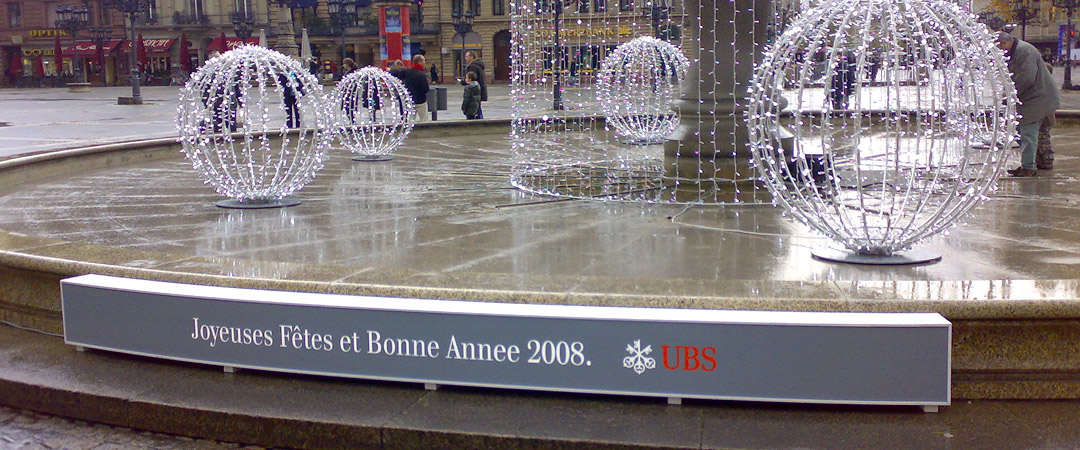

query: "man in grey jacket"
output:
997 32 1059 177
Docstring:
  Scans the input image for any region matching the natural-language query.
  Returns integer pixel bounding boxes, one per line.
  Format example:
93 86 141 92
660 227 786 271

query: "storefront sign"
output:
22 48 55 57
64 41 122 57
62 275 951 408
29 29 67 37
117 39 177 53
536 25 633 38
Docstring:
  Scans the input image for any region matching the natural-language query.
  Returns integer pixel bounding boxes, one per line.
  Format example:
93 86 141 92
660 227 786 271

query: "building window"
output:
577 0 589 13
618 0 631 12
453 0 463 14
7 2 21 28
145 0 158 23
469 0 481 15
493 0 504 15
593 0 605 12
189 0 204 20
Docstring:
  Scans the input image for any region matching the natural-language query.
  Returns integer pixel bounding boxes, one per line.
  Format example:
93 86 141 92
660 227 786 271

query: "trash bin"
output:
428 86 448 120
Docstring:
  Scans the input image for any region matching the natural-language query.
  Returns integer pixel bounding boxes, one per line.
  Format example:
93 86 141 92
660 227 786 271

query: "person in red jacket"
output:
411 54 427 72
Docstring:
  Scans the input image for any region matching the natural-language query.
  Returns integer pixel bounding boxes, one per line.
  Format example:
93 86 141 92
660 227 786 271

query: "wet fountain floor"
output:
1 128 1079 308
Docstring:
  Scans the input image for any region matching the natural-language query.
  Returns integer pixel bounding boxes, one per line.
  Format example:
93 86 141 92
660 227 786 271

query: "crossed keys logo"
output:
622 340 656 374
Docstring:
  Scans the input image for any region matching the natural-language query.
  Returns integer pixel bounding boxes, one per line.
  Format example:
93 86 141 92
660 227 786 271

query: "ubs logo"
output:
622 340 656 374
661 345 718 372
623 341 718 374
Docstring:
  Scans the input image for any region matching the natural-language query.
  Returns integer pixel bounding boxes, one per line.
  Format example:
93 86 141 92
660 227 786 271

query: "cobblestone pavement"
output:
0 405 266 450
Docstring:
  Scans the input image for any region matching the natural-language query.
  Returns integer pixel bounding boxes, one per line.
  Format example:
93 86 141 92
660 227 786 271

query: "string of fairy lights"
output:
331 66 415 160
175 1 1019 260
746 0 1017 257
176 45 333 206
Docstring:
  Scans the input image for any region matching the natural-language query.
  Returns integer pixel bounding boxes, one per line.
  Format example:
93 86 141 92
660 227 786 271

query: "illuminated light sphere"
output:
596 36 689 144
176 45 333 207
330 66 415 161
745 0 1017 261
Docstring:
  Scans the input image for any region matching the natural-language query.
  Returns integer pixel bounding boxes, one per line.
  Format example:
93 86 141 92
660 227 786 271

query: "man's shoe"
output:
1006 166 1024 176
1037 165 1054 170
1009 168 1037 177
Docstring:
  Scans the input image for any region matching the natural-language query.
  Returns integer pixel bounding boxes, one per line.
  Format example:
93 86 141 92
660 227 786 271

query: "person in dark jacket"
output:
459 50 487 118
829 49 857 110
340 57 359 80
462 71 481 119
277 70 305 128
390 59 431 122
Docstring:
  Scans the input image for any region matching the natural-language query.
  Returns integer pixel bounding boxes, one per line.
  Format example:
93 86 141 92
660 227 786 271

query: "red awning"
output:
209 37 260 52
64 40 122 57
117 38 176 53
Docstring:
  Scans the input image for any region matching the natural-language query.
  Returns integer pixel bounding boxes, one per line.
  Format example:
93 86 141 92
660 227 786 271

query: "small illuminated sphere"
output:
176 45 333 203
596 36 689 143
331 66 415 158
746 0 1017 256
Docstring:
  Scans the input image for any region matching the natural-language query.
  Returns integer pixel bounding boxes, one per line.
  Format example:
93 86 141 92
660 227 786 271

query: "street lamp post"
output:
56 5 90 83
232 10 254 39
89 26 111 84
538 0 579 111
1010 0 1040 41
1056 0 1080 90
104 0 149 104
642 0 670 40
328 0 358 65
452 9 474 80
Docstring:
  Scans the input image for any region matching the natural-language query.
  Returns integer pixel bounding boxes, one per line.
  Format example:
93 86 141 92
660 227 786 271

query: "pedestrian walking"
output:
459 51 487 118
391 59 431 122
341 58 359 80
829 49 857 110
339 58 360 123
278 70 306 128
997 32 1059 177
462 71 481 120
199 50 240 133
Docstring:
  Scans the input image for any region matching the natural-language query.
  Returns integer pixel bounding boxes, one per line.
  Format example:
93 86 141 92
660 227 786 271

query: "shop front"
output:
116 38 180 86
7 45 67 87
66 40 123 86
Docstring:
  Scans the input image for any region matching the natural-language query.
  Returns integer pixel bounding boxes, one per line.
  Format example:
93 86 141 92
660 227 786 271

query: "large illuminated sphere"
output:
331 67 415 159
176 45 333 204
746 0 1017 256
596 36 689 143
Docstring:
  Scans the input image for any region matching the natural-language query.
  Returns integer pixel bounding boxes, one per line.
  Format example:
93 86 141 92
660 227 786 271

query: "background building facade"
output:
2 0 685 87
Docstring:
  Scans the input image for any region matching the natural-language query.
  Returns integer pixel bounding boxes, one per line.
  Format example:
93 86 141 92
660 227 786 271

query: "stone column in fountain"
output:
274 4 300 58
664 0 771 160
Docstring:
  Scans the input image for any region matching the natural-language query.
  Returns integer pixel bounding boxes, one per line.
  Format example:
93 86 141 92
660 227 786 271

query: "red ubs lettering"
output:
661 345 717 372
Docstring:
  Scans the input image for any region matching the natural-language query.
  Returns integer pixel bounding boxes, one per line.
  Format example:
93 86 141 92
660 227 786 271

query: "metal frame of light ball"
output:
745 0 1018 263
177 45 335 208
595 36 689 145
330 66 416 162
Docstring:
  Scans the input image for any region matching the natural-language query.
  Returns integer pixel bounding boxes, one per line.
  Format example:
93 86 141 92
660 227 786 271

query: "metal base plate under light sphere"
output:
215 196 302 209
811 247 943 266
352 155 393 162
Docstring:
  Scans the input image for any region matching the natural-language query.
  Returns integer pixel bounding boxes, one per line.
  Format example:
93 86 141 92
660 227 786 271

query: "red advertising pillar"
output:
375 0 412 67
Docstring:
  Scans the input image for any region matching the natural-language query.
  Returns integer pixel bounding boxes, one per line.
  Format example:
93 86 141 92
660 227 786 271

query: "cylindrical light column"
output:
664 0 769 159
